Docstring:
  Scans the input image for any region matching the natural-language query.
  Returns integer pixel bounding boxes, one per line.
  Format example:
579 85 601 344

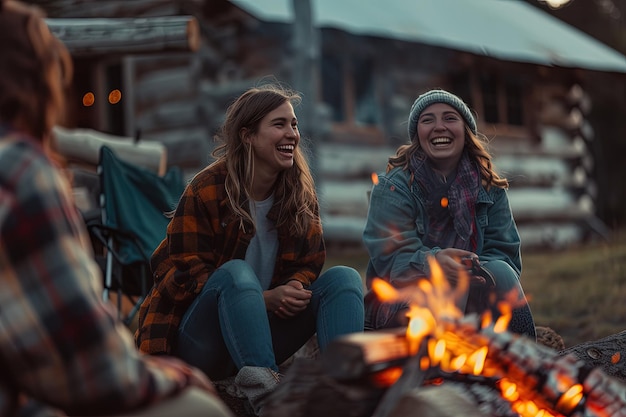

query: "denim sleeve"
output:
479 187 522 275
363 172 439 285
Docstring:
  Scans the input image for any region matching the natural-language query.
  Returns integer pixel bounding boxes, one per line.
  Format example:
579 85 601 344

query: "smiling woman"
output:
135 82 365 416
362 88 536 341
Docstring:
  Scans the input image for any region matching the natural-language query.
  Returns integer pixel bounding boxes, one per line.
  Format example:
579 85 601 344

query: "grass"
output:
324 229 626 348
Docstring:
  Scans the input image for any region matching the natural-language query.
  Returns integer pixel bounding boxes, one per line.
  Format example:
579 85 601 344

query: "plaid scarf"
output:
410 149 480 251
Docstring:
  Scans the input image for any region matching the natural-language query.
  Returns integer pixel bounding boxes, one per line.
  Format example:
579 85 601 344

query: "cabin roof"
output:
230 0 626 73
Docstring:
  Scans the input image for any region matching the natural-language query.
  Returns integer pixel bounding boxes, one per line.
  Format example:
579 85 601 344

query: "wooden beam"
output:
53 126 167 175
46 15 200 56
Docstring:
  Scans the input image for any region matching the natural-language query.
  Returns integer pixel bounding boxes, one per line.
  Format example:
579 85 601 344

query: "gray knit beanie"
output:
407 89 477 140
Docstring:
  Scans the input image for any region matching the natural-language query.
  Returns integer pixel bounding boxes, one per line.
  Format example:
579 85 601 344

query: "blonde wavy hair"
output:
388 125 509 189
211 84 319 236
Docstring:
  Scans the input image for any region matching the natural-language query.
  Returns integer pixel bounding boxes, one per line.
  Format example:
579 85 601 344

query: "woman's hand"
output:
434 248 484 285
264 280 312 319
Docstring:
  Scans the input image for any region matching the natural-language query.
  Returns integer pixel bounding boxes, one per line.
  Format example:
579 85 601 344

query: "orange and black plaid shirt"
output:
136 161 326 355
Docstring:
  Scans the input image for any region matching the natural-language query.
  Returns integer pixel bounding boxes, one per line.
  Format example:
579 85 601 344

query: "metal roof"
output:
230 0 626 73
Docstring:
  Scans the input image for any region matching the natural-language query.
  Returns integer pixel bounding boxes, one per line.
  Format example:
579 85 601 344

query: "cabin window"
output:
505 78 524 126
353 57 378 126
321 54 345 122
453 71 525 127
321 53 378 127
480 73 500 124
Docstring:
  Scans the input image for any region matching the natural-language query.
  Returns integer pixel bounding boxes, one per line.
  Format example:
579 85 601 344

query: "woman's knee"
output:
318 266 364 294
482 260 520 291
212 259 261 291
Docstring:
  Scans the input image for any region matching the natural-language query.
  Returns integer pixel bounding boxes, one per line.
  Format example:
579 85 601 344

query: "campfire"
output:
262 256 626 417
320 257 626 417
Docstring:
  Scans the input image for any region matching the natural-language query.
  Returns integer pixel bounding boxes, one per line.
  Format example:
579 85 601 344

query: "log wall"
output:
47 0 608 250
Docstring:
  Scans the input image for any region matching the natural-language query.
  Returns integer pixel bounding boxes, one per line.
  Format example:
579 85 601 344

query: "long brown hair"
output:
0 0 73 141
388 125 509 189
211 83 319 236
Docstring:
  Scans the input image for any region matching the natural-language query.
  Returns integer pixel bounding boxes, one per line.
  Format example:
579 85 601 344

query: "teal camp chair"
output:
87 146 185 325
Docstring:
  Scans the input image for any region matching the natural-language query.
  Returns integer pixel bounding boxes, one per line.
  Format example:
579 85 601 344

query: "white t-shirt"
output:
245 195 278 290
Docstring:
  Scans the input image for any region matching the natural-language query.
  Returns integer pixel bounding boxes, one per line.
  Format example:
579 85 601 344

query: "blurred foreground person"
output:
363 89 536 340
0 1 233 416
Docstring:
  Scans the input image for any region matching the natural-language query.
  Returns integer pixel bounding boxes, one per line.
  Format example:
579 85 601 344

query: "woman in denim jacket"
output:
363 89 536 339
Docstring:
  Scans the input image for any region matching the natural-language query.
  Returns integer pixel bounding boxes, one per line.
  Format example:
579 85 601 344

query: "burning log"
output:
388 384 489 417
260 358 384 417
265 257 626 417
264 320 626 417
559 330 626 383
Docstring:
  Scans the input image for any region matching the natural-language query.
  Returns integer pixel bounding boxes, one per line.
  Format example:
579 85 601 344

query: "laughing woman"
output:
362 89 536 340
136 83 364 416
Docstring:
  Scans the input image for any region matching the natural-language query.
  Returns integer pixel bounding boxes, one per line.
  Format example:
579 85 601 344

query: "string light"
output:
538 0 573 9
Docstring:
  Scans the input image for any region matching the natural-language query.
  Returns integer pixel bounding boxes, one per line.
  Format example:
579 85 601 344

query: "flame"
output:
493 302 512 333
555 384 583 414
370 256 585 416
370 367 403 388
469 346 488 375
500 378 520 401
611 352 620 364
371 278 399 302
371 172 379 185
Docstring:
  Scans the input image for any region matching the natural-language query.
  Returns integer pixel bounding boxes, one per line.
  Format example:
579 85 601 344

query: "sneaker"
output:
233 366 282 416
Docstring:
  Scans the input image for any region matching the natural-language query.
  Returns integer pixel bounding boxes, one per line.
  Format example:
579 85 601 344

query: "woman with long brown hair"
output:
0 1 232 416
363 89 536 340
136 83 365 416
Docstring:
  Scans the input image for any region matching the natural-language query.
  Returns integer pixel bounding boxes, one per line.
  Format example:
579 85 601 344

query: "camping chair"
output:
87 146 185 325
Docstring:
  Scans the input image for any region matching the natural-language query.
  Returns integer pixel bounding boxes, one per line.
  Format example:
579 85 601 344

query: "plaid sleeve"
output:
275 200 326 287
0 141 203 415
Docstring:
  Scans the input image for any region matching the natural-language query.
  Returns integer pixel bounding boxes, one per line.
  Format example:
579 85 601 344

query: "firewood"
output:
321 328 409 381
52 126 167 175
260 359 384 417
535 326 565 350
388 384 486 417
559 329 626 382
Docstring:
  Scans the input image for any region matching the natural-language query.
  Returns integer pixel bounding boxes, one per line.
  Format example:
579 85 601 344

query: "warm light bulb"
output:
539 0 573 9
82 92 95 107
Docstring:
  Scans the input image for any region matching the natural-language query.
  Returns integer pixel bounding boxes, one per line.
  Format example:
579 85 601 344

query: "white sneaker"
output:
233 366 282 416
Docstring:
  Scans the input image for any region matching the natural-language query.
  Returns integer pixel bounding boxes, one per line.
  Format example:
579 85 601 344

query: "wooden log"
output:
46 15 200 56
136 101 199 133
142 127 211 169
37 0 187 19
135 67 196 107
261 358 384 417
52 126 167 175
559 330 626 382
322 329 410 381
388 385 485 417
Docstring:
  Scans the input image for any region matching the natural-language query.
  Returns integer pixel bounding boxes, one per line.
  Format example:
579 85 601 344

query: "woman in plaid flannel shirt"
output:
0 1 233 416
136 83 365 415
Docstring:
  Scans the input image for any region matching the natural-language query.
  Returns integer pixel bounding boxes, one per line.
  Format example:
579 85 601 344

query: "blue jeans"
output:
174 259 364 380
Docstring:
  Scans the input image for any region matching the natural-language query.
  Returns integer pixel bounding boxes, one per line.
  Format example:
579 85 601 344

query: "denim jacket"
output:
363 166 522 288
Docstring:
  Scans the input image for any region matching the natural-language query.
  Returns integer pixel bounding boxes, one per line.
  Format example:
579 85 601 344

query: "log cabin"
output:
39 0 626 250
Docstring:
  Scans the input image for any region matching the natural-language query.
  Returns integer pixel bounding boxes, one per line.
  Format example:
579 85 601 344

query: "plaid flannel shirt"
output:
135 161 326 355
0 126 207 417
